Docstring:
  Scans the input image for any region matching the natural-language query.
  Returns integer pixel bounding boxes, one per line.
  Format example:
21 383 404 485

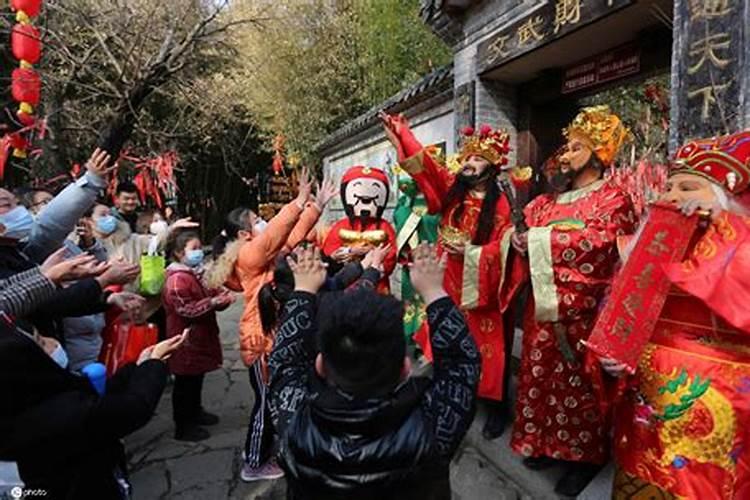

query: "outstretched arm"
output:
409 243 480 458
268 246 327 434
381 112 453 213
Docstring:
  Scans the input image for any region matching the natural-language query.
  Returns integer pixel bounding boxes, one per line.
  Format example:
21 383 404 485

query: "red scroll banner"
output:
586 204 700 371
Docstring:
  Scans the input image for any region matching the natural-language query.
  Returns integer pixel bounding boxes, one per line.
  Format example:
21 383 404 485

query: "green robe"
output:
393 178 440 346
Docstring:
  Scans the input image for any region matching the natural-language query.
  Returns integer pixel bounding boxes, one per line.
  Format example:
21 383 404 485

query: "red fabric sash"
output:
586 204 700 371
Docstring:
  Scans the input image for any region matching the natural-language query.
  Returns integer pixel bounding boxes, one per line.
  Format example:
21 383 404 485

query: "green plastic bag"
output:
138 237 166 296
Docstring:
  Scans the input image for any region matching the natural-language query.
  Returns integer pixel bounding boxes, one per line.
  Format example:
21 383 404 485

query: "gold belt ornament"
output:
339 228 388 246
439 225 470 247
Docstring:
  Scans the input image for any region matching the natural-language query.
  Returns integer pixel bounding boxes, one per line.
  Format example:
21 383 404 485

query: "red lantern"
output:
11 67 41 106
11 0 42 17
11 24 41 64
12 24 41 63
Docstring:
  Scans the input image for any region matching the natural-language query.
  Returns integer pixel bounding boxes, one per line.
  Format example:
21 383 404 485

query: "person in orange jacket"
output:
205 167 337 482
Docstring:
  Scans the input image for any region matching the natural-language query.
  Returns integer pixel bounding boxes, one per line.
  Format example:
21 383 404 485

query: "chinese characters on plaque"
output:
477 0 634 73
672 0 745 145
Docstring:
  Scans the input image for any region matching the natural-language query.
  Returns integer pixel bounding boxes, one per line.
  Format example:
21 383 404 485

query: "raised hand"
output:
170 217 199 232
85 148 115 178
287 246 327 294
409 243 448 306
362 243 391 272
138 329 188 364
314 176 338 211
107 291 146 314
42 250 109 284
295 166 313 208
96 258 140 287
678 198 722 222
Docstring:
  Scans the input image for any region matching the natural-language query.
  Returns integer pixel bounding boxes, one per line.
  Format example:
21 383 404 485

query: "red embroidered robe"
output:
321 218 397 293
508 179 636 463
399 141 513 401
613 212 750 500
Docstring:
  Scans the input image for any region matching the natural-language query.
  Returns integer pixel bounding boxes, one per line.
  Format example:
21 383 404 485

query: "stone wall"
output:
320 98 455 226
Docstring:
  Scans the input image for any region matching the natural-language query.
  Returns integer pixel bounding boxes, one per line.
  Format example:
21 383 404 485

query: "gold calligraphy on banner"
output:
688 33 731 74
684 0 735 123
690 0 732 19
554 0 582 34
517 16 546 45
486 34 511 65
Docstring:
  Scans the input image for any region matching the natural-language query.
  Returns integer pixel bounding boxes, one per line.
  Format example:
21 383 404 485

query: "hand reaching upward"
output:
409 243 448 306
288 246 327 295
314 176 338 211
295 166 313 208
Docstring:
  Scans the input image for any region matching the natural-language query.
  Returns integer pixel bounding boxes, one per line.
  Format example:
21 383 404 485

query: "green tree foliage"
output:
227 0 451 161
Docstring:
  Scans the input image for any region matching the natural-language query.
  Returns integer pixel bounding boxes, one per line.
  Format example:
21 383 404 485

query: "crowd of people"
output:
0 103 749 500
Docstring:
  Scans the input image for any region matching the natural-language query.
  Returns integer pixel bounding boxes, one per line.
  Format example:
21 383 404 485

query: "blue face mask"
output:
95 215 118 235
50 342 69 370
185 249 204 268
0 205 34 240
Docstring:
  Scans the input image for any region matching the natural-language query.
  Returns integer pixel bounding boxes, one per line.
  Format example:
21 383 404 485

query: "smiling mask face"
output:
344 178 388 219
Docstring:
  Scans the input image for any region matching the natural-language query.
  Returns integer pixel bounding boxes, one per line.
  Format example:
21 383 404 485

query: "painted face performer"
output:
321 165 397 292
596 131 750 500
505 105 637 496
381 111 517 439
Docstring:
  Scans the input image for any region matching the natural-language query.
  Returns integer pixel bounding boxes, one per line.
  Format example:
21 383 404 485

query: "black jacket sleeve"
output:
32 278 108 318
421 297 480 458
268 291 317 435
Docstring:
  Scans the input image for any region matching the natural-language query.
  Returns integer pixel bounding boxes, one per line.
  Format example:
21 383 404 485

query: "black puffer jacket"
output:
268 290 480 500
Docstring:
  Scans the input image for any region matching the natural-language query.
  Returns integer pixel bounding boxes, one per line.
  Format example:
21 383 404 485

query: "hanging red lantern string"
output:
9 0 44 159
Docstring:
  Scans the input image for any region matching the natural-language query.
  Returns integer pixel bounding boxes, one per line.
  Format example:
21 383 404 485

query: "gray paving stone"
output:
230 479 287 500
130 462 168 499
144 441 203 462
171 481 230 500
168 449 235 493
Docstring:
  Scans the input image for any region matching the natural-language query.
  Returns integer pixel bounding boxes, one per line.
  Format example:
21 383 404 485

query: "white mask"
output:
50 342 69 370
253 219 268 234
149 220 169 235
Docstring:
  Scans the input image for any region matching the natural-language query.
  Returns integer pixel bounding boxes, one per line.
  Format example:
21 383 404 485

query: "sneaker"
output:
193 409 220 426
174 425 210 442
240 460 285 482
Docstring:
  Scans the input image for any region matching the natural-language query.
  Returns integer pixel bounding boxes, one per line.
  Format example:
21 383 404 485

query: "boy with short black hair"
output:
268 244 480 500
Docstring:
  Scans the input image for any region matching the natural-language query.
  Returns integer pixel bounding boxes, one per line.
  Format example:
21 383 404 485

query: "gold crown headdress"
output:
460 124 511 167
563 105 631 167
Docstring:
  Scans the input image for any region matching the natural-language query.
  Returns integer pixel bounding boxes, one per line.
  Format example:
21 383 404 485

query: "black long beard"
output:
457 168 493 188
549 169 576 192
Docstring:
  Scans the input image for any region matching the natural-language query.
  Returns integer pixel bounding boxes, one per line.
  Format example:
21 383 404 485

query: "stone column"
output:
669 0 750 152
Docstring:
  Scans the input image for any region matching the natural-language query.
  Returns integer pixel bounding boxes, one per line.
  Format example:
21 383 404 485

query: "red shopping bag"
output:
100 316 158 377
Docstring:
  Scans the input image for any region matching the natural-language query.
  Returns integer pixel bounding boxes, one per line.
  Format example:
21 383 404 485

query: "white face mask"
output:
50 342 69 370
149 220 169 235
253 219 268 235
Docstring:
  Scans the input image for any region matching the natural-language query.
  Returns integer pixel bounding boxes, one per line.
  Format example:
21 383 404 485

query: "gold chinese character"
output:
553 0 582 34
622 294 643 318
646 231 670 256
517 16 546 46
691 0 732 19
614 318 633 341
486 35 511 65
633 263 655 290
688 33 731 74
688 83 729 121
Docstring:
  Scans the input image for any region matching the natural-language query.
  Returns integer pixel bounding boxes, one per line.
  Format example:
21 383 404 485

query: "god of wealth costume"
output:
393 175 440 347
321 166 397 293
391 122 514 401
508 106 636 464
610 131 750 500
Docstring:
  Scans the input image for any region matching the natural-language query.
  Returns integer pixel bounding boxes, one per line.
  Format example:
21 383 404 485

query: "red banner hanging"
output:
586 204 700 371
